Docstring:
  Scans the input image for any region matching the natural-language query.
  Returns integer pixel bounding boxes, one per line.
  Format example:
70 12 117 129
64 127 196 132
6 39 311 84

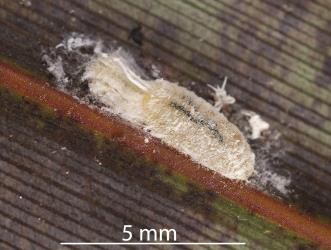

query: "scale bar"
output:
61 242 245 245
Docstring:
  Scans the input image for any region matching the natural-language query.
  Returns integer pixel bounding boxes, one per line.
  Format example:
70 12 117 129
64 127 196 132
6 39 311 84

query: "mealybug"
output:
83 50 255 180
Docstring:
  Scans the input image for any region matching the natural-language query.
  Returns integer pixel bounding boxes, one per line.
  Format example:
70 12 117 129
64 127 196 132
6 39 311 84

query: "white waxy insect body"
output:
84 50 255 180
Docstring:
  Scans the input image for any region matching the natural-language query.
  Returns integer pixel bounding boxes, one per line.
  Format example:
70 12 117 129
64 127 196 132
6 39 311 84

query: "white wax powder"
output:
42 55 68 87
242 110 270 140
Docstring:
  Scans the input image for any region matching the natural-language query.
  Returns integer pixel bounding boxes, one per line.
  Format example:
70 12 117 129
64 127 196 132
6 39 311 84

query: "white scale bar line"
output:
61 242 246 245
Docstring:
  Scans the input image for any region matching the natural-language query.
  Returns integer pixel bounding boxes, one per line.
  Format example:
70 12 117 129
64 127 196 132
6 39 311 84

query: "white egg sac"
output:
83 50 255 180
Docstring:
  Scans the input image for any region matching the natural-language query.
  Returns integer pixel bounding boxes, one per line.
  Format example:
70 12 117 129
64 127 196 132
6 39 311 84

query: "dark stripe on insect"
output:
170 101 223 142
